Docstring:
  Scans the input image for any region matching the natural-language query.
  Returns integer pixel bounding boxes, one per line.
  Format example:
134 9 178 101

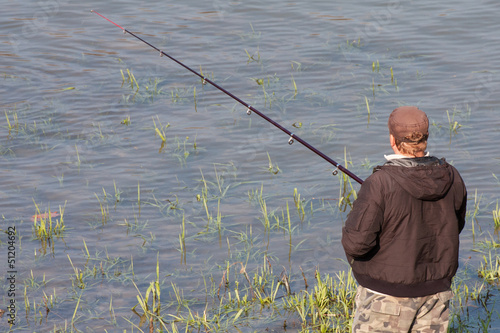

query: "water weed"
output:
121 68 166 103
132 254 164 332
31 200 66 254
5 109 20 134
293 188 306 222
266 152 280 174
284 269 357 332
179 214 187 264
450 272 498 331
447 109 462 143
121 115 131 125
478 251 500 286
152 115 169 143
337 148 358 212
476 232 500 250
470 189 483 239
364 96 371 124
244 47 261 64
94 189 110 223
238 22 261 41
492 200 500 229
291 73 298 97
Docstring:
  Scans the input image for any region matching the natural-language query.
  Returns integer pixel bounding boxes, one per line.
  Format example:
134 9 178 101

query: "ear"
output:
390 134 400 154
390 134 396 147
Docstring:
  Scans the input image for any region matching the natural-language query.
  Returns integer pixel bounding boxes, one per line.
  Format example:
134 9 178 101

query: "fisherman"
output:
342 106 467 332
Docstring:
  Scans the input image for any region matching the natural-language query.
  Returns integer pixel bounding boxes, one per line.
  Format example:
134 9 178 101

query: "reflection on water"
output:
1 0 499 330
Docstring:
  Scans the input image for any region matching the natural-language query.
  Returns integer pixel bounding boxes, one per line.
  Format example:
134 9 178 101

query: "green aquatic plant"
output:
266 152 280 174
337 148 358 212
478 251 500 286
476 233 500 250
5 110 19 133
179 214 186 264
121 68 140 90
244 47 261 64
284 269 357 332
152 115 169 143
449 275 494 331
113 180 122 205
67 255 86 290
364 95 371 124
31 201 66 254
470 189 483 240
132 254 164 332
291 73 298 97
120 68 166 103
446 109 463 143
94 189 110 223
293 188 306 222
238 22 261 40
492 200 500 229
121 116 131 125
258 192 271 232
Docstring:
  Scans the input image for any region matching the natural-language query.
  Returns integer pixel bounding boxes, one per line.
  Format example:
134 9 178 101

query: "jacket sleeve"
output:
341 174 385 259
455 171 467 233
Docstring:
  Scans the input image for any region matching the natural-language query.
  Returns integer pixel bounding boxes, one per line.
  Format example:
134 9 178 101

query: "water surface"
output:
1 0 499 330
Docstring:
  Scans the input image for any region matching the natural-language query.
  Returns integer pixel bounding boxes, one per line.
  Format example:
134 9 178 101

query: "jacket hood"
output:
380 156 454 200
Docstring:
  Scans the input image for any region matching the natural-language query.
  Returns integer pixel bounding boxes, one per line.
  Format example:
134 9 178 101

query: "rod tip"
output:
90 9 94 13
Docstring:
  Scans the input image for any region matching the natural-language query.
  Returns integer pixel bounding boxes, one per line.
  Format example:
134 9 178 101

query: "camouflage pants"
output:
352 286 453 333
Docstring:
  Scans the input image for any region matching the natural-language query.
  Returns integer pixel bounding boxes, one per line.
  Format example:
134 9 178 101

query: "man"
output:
342 106 467 332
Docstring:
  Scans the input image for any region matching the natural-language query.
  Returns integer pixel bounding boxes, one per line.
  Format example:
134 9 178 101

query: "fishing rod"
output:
91 10 364 185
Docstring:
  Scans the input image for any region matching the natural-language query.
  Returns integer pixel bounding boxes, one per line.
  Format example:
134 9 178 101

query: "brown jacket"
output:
342 156 467 297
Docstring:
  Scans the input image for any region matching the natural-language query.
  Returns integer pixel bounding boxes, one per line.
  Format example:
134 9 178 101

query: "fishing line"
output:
91 10 364 185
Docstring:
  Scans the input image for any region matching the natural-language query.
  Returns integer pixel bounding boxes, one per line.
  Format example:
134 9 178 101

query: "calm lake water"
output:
1 0 499 331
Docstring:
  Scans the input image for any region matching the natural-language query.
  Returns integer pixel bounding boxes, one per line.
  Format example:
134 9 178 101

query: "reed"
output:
266 152 280 174
121 68 140 90
291 60 302 71
364 95 371 123
476 233 500 249
152 115 169 142
284 269 357 331
492 200 500 229
446 109 462 143
293 188 306 222
478 251 500 286
337 148 358 212
94 190 109 223
5 110 19 133
470 189 482 240
137 181 141 211
244 47 261 64
291 73 298 97
258 191 271 232
67 254 86 290
113 180 122 205
193 86 197 111
179 214 186 264
132 253 164 332
121 115 131 125
32 200 66 245
75 144 81 168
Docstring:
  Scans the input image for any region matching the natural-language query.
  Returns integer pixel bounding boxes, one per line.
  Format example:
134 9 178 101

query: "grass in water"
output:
492 200 500 230
478 251 500 286
32 200 66 255
132 253 164 332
